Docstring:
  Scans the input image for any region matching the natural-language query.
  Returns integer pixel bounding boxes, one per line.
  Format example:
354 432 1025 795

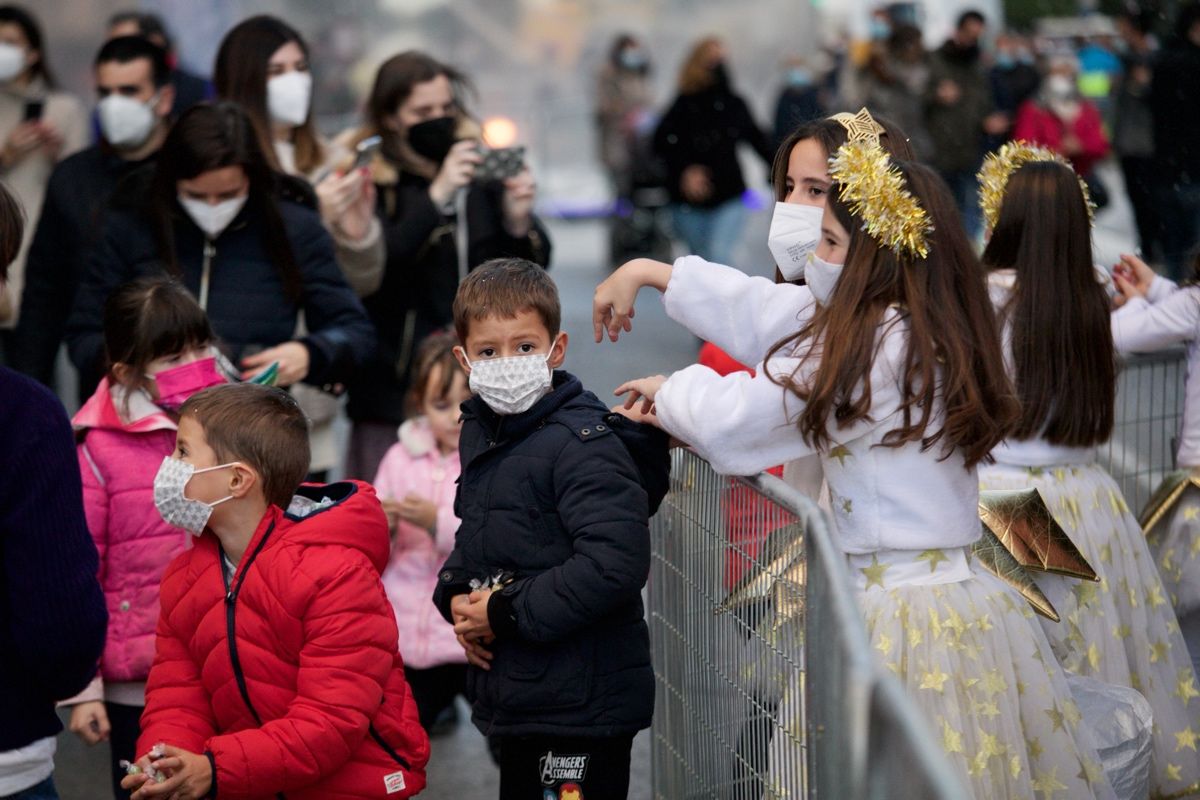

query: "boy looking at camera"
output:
434 258 667 800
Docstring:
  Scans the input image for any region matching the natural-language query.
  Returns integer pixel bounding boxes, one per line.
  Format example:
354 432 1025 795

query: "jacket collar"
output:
72 376 178 434
460 371 583 451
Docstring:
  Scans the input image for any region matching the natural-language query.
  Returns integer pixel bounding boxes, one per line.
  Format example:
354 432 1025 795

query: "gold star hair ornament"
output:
828 139 933 259
977 140 1095 232
831 107 886 144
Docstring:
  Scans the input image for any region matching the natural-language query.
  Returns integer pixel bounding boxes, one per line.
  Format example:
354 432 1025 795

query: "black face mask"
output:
406 116 459 164
711 62 730 89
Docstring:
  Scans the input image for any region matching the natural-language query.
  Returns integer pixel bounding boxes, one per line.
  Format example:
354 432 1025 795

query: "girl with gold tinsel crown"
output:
977 142 1200 799
597 136 1117 798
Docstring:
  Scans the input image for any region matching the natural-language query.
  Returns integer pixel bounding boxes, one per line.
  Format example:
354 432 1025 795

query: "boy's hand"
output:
451 593 494 670
454 589 495 642
130 745 212 800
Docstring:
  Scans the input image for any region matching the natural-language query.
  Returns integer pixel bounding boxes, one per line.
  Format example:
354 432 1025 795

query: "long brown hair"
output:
365 50 474 170
982 161 1114 446
214 16 323 175
766 161 1016 467
677 37 722 94
149 102 303 302
770 115 916 202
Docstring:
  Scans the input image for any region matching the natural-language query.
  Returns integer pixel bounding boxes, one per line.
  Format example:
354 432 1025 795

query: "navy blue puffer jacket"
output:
65 172 373 389
433 372 669 737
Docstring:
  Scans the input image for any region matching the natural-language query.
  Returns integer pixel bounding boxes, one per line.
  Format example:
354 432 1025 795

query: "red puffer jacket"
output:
137 481 429 799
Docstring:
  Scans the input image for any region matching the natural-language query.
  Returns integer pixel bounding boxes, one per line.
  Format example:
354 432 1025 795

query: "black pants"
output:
1120 155 1161 260
496 734 634 800
404 663 468 732
106 702 143 800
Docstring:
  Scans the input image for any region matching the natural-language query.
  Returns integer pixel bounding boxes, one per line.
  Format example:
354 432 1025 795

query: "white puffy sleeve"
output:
1111 286 1200 353
662 255 816 366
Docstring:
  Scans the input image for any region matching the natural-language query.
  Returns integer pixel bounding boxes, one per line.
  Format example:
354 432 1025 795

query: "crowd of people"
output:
595 6 1200 277
1 3 1200 800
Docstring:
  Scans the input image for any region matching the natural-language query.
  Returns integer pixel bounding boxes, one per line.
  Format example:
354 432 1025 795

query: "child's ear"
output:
548 332 568 370
112 362 135 386
452 346 472 375
227 463 259 500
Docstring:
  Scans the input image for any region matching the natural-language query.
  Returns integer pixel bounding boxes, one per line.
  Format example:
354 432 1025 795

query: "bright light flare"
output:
482 116 519 148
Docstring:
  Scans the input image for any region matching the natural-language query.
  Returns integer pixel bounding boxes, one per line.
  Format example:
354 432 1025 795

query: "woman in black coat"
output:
342 51 551 479
66 102 374 399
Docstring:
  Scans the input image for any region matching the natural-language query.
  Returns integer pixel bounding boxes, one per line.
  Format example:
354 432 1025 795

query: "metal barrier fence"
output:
1102 349 1188 515
648 450 965 800
647 350 1184 799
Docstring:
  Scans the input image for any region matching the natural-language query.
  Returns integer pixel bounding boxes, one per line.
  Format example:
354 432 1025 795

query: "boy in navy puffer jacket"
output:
433 258 669 800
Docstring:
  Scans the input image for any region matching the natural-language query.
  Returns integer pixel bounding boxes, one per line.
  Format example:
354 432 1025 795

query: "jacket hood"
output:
604 412 672 516
278 480 391 573
73 376 177 435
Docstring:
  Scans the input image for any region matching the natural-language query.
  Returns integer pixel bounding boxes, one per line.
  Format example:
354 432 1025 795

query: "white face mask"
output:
97 91 159 150
153 456 237 535
267 71 312 127
178 194 248 239
1046 74 1076 101
464 351 554 416
0 43 25 83
767 202 824 281
806 253 844 305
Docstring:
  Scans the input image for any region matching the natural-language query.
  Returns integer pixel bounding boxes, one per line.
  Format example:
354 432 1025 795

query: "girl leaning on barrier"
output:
1112 251 1200 667
976 144 1200 798
596 137 1118 799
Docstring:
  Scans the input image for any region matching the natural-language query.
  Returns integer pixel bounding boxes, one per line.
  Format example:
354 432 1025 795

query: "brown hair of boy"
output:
405 331 462 418
982 160 1115 447
179 383 310 509
452 258 560 344
766 160 1018 467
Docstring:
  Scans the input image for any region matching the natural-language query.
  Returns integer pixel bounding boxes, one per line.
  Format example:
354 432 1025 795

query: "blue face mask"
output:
995 53 1015 70
619 48 648 71
870 19 891 40
787 68 813 88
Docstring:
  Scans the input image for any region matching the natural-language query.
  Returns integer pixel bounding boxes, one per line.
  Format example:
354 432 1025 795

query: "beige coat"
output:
0 78 87 327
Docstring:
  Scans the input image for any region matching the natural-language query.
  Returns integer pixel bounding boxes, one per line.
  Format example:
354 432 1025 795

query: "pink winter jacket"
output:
72 378 188 694
374 418 465 670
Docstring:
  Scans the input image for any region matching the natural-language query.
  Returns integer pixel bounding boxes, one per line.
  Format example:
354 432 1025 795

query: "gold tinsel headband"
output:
828 140 933 259
977 140 1095 231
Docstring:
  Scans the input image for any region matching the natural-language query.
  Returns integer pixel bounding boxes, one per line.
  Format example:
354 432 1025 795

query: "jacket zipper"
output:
369 724 411 770
220 523 287 800
199 239 215 311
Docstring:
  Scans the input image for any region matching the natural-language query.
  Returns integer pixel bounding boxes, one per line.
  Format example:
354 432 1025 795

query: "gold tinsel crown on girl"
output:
977 140 1095 231
828 140 933 259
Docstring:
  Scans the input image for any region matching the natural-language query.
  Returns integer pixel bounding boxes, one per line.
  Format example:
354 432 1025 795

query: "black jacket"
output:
11 145 156 394
347 170 551 425
1151 38 1200 181
65 170 374 389
0 367 107 750
433 372 669 737
653 84 773 208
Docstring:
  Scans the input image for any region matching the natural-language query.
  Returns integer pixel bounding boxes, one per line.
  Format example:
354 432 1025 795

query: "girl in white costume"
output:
1112 253 1200 668
975 147 1200 799
597 141 1115 799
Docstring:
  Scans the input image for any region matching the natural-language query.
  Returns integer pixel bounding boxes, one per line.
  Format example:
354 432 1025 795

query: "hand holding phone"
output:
474 146 526 183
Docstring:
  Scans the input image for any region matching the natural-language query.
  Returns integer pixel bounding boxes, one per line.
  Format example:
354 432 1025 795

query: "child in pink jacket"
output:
375 332 471 732
61 278 226 798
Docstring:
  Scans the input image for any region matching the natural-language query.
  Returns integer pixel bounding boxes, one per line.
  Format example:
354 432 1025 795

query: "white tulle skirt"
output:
981 462 1200 799
850 546 1116 799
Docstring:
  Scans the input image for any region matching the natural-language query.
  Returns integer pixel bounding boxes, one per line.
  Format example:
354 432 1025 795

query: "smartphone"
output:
474 146 526 183
352 135 381 170
22 100 43 122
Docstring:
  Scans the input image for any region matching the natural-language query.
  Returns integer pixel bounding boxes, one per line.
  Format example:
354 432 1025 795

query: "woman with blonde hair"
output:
653 37 773 268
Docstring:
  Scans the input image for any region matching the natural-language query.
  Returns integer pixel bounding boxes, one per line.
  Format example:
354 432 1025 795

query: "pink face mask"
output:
152 356 227 411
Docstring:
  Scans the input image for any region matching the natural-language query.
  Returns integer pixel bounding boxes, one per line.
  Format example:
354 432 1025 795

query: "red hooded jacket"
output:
137 481 429 799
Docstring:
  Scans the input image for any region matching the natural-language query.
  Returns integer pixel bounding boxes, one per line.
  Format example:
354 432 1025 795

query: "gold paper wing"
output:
971 524 1060 621
1138 469 1200 533
718 521 806 635
978 488 1098 581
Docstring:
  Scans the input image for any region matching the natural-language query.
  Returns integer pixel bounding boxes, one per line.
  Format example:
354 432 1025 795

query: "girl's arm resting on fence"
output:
1111 287 1200 353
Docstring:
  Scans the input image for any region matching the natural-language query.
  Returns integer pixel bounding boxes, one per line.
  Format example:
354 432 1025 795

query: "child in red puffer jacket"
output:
62 277 226 799
122 383 428 800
